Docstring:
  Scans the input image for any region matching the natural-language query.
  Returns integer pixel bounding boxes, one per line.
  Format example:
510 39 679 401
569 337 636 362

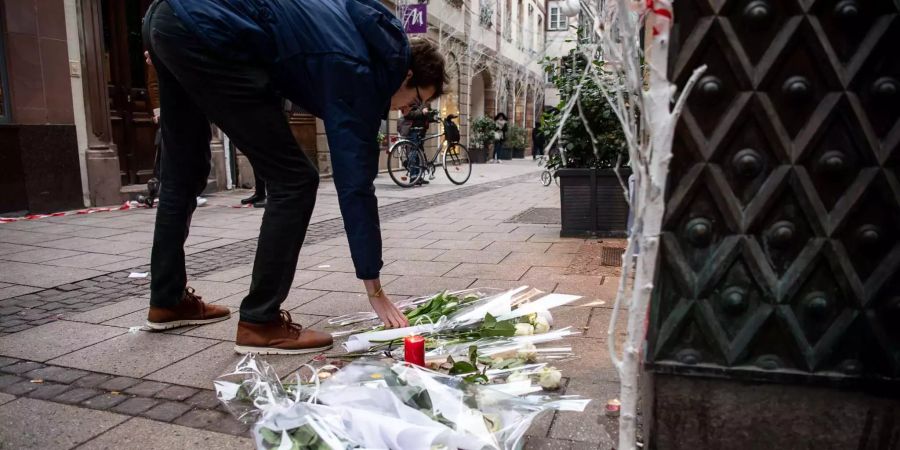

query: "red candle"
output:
404 335 426 367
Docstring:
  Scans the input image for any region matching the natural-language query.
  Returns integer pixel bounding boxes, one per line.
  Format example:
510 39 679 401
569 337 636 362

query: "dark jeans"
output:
493 141 504 160
144 0 319 323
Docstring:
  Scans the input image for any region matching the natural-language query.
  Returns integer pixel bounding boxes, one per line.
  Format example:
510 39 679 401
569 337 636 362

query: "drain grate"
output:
506 207 561 224
601 246 625 266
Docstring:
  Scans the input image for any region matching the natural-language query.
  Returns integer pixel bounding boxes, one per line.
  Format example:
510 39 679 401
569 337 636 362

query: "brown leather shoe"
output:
146 287 231 330
235 310 333 355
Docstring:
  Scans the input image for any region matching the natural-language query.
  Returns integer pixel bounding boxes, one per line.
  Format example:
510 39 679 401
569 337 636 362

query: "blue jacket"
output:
166 0 411 280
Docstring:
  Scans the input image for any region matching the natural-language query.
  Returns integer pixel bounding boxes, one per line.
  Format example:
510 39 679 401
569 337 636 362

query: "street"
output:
0 161 622 449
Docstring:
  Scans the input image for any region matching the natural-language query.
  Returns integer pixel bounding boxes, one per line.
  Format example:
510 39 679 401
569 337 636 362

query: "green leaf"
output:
449 361 478 375
468 345 479 366
261 428 281 446
462 373 489 384
291 425 319 447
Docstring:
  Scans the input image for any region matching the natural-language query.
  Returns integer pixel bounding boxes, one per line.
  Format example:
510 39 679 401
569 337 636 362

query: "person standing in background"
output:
531 119 544 160
491 112 508 164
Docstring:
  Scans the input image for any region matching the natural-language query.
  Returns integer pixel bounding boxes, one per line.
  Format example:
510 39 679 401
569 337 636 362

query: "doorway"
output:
102 0 157 186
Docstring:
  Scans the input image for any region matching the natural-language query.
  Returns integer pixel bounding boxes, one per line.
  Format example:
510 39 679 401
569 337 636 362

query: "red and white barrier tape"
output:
0 200 254 223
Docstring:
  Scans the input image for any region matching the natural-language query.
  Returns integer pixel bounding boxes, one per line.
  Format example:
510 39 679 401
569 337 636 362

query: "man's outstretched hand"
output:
364 280 408 329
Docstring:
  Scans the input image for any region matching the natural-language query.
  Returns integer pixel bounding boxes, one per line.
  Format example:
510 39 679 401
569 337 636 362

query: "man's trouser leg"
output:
145 0 319 322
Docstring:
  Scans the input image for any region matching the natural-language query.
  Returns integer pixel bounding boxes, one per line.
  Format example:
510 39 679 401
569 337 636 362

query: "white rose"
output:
506 371 530 383
515 323 534 336
539 367 562 390
516 343 538 363
533 317 551 334
536 310 553 326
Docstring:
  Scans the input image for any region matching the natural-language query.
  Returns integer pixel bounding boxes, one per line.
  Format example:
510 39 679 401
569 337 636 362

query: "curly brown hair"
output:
408 37 448 100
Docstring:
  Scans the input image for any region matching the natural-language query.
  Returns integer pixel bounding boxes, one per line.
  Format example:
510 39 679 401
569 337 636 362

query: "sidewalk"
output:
0 160 623 449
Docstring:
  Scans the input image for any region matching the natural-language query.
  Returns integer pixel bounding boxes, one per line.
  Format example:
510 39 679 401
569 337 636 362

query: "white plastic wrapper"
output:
216 355 590 450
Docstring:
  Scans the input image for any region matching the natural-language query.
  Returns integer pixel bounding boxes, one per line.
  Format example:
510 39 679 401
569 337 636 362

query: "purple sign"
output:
403 4 427 34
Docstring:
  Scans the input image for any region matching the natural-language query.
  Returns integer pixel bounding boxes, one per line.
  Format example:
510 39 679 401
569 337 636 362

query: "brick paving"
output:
0 162 621 449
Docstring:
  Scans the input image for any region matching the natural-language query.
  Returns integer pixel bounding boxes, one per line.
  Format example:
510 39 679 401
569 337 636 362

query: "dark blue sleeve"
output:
322 63 385 280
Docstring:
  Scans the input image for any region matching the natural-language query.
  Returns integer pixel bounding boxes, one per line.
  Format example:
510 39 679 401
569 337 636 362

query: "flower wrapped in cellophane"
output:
216 354 590 450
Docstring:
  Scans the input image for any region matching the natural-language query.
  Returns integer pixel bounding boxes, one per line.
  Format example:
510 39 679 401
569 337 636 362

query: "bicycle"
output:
536 154 558 187
387 114 472 187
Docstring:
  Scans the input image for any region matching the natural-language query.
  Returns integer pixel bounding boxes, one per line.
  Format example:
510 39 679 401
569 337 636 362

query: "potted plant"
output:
507 124 527 159
469 116 495 164
541 50 630 237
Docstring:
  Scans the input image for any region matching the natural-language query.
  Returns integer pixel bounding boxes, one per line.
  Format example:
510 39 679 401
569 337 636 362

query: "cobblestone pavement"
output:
0 161 623 449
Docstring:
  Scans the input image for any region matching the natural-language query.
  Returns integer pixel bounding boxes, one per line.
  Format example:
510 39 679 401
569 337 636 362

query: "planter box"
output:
470 147 488 164
500 147 513 160
512 148 525 159
558 168 630 238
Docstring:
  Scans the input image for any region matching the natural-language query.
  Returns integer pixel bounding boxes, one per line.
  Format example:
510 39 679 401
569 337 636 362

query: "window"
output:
548 5 567 31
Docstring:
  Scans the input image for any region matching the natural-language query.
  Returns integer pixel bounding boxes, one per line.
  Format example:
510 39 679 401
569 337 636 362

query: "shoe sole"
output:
233 344 333 355
145 313 231 331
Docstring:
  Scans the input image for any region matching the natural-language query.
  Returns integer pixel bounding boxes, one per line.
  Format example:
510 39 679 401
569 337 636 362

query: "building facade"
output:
0 0 547 215
541 0 578 108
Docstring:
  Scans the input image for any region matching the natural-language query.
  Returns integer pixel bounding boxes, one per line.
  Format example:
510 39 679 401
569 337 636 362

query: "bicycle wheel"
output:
387 141 424 188
541 170 552 186
443 143 472 185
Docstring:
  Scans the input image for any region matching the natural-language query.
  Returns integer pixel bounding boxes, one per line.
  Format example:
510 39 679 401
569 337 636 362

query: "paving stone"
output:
146 342 308 390
154 385 199 401
382 247 446 261
210 414 251 436
0 261 107 289
173 408 228 429
65 298 148 324
0 361 44 374
285 269 330 288
503 251 577 268
123 380 168 397
525 437 604 450
49 333 217 378
82 392 129 410
0 320 124 362
433 248 513 266
445 263 531 281
139 400 192 423
98 376 142 392
426 239 493 250
27 382 72 400
0 398 127 449
112 396 160 415
301 256 358 273
383 275 476 297
299 271 397 293
55 387 102 405
381 260 460 277
45 253 133 269
77 416 254 449
0 392 14 405
548 379 618 446
552 337 619 383
73 373 114 388
23 366 89 384
291 291 371 316
0 374 23 388
2 380 40 395
184 389 224 409
0 356 20 368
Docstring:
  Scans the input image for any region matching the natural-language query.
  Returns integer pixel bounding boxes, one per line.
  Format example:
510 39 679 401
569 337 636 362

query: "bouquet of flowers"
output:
216 355 590 450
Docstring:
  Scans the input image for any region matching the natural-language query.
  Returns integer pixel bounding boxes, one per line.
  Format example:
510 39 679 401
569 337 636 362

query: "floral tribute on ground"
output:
215 287 592 449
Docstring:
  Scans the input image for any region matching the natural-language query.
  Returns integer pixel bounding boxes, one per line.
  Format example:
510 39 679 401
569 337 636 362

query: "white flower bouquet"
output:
215 355 590 450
